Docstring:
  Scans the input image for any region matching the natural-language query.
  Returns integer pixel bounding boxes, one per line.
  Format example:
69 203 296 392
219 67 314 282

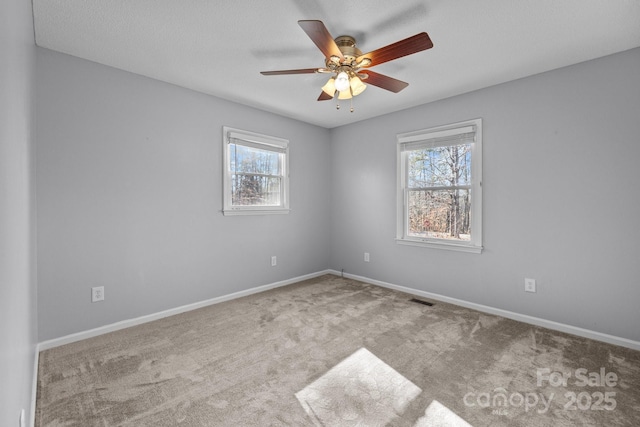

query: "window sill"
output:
222 208 290 216
395 238 483 254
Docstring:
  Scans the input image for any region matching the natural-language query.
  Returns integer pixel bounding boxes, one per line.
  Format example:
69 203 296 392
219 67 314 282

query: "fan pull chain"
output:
335 99 354 112
333 89 355 112
349 86 354 112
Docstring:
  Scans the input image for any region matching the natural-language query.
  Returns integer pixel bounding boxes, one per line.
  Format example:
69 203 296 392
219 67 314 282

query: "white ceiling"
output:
33 0 640 129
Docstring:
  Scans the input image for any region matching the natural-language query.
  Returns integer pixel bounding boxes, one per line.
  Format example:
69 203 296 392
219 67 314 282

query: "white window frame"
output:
222 126 290 216
396 118 483 253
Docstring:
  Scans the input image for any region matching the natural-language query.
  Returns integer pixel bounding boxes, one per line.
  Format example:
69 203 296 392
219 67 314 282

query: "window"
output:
396 119 482 253
222 126 289 215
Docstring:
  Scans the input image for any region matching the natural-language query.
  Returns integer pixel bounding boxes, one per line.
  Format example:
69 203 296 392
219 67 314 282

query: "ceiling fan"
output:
261 20 434 111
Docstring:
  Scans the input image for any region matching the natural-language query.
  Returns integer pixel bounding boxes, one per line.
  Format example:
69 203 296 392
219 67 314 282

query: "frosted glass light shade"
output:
338 89 352 100
350 75 367 96
334 71 350 92
321 78 336 97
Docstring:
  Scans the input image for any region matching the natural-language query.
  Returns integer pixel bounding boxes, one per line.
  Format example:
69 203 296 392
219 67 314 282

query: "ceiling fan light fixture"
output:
321 77 336 97
349 75 366 96
337 89 353 100
334 71 350 92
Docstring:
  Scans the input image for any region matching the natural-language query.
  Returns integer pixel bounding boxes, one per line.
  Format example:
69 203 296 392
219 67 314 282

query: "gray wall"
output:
0 0 37 424
329 48 640 342
35 44 640 345
36 49 331 341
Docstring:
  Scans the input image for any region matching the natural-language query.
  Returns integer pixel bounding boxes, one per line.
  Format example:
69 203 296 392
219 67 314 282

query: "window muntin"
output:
223 127 289 215
397 119 482 252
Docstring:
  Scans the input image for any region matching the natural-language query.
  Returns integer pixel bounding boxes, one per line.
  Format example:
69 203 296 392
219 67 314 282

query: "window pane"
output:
408 189 471 241
232 174 281 206
230 143 280 175
408 144 471 188
223 127 290 215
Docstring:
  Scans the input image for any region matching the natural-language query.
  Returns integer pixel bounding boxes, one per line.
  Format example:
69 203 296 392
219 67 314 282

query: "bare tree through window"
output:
397 119 481 252
222 127 289 216
407 144 472 241
230 143 282 206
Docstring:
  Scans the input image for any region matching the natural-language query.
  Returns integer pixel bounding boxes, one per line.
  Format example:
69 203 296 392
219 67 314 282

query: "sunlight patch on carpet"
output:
413 400 472 427
295 347 422 426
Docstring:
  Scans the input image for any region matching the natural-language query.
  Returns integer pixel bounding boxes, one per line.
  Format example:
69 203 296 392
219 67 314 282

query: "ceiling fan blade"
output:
360 70 409 93
357 32 433 67
298 20 344 62
317 91 334 101
260 68 319 75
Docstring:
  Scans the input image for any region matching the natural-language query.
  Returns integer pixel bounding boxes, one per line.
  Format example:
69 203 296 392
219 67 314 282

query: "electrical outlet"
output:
364 252 370 262
524 278 536 293
92 286 105 302
271 256 277 267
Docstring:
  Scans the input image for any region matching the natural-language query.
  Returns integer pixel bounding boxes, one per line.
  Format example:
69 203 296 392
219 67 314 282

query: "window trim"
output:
396 118 483 253
222 126 290 216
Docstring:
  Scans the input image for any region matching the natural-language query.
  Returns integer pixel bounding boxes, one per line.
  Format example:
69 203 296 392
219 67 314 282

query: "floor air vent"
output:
410 298 434 307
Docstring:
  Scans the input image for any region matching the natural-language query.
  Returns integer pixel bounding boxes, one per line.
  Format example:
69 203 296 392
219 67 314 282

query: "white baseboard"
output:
329 270 640 351
37 268 640 353
38 270 333 351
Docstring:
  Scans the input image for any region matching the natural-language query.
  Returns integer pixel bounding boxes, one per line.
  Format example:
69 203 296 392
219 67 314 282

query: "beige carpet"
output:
36 274 640 426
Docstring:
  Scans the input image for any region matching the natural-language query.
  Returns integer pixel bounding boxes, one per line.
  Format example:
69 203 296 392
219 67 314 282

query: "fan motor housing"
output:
332 35 363 65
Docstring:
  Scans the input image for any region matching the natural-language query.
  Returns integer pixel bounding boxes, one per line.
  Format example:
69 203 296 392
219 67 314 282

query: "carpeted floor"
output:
36 274 640 426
